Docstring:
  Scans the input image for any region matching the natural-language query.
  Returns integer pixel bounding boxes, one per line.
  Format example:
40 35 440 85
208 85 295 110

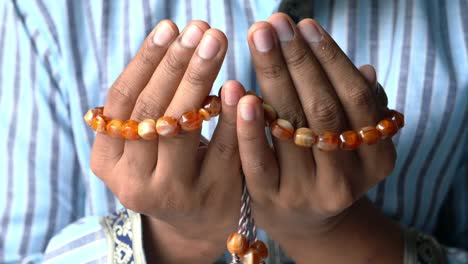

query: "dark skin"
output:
236 13 402 263
90 14 402 263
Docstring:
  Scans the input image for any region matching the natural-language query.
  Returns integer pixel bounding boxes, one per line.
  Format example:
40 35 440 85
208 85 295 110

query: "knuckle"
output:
162 51 186 76
108 78 135 107
138 48 157 68
306 98 341 131
133 93 166 119
276 104 307 128
259 63 285 80
345 81 374 107
284 47 309 69
212 140 237 160
184 67 208 87
316 41 339 66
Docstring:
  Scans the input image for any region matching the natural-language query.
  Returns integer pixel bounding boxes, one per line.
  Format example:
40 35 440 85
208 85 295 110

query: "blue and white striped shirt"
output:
0 0 466 263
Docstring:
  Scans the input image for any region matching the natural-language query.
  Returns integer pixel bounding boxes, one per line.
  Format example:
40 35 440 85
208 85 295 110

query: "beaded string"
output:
228 180 268 264
84 92 404 264
84 93 405 151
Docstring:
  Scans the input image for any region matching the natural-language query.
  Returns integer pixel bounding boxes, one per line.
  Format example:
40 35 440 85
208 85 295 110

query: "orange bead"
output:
390 110 405 128
294 127 317 147
91 115 107 133
84 109 95 126
198 108 211 121
202 95 222 117
270 119 294 140
122 120 140 140
339 130 362 150
106 119 124 138
156 116 180 137
84 107 104 127
317 131 339 151
376 119 398 139
359 126 381 145
242 248 262 264
262 103 277 124
249 240 268 260
138 119 157 140
179 111 203 131
226 232 249 256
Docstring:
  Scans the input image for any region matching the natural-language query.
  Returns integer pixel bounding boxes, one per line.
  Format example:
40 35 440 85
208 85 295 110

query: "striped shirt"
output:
0 0 466 263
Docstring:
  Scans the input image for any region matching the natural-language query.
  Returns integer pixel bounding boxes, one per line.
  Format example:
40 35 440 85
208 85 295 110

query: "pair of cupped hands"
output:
90 13 398 263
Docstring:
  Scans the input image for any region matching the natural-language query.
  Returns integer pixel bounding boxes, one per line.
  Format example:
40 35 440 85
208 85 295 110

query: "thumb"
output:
203 81 245 178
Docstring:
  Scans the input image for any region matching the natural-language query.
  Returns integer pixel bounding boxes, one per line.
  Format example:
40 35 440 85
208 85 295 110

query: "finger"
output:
201 81 244 201
237 95 279 201
247 21 315 193
267 13 348 133
298 19 395 190
358 64 388 110
157 28 228 184
120 21 209 176
267 14 354 203
297 19 383 131
91 20 179 179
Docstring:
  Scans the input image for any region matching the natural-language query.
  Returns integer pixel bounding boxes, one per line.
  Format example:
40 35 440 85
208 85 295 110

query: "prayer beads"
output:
179 110 203 131
270 119 294 140
340 130 362 150
85 94 404 151
156 116 180 137
226 232 269 263
122 120 140 140
294 128 317 147
227 233 249 255
317 131 340 151
138 119 158 140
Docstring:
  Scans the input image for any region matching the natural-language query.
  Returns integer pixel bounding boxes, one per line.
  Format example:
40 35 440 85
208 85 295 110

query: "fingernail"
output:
152 22 175 46
270 17 294 42
240 103 257 121
253 28 273 53
181 25 203 48
224 86 242 106
198 34 220 60
298 21 323 43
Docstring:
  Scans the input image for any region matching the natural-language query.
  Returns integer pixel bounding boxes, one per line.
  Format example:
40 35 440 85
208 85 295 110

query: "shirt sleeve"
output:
43 217 110 263
0 1 85 262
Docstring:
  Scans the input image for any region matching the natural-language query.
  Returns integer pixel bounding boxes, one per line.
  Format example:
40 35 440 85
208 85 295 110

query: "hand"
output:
90 20 245 263
237 13 400 262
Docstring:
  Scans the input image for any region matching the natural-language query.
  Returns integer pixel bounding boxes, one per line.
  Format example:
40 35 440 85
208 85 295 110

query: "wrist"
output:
272 198 403 264
142 215 228 263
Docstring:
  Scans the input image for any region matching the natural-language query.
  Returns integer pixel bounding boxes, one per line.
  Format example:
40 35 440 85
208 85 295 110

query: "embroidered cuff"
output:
101 208 146 264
